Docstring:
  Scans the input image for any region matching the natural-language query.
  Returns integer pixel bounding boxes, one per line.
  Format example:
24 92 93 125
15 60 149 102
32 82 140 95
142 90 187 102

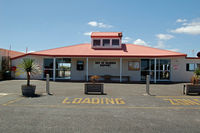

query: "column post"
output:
154 58 156 83
53 57 56 81
120 58 122 82
86 57 88 82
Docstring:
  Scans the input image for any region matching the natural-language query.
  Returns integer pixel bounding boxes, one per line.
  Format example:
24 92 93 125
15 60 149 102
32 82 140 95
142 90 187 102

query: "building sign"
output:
95 61 116 67
128 61 140 71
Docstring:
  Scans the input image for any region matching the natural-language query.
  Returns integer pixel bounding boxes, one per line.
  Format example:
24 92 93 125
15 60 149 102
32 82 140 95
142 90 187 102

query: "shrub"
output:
191 75 199 85
90 75 100 83
194 69 200 77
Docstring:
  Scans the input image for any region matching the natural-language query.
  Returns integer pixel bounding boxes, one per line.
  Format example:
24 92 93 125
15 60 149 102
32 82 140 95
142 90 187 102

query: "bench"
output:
86 75 130 82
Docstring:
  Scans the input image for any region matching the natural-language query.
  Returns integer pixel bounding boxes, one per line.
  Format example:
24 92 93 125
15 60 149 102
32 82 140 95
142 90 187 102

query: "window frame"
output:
102 39 111 46
43 58 54 79
93 39 101 47
112 39 120 46
186 63 198 71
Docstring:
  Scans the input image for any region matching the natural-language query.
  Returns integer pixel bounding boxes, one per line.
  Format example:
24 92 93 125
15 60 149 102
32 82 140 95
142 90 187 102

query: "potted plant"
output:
183 69 200 95
85 75 104 94
19 58 41 97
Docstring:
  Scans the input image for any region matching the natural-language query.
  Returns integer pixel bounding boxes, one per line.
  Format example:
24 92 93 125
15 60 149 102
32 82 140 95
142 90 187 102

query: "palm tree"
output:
19 58 41 86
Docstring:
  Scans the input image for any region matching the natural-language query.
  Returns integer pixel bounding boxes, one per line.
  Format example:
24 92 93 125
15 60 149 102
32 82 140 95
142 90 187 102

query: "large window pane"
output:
150 59 154 70
160 71 170 80
56 58 71 69
44 70 53 78
160 60 170 71
103 39 110 46
141 71 150 80
150 71 159 80
93 40 101 46
141 59 149 70
112 39 119 46
56 58 71 79
141 59 171 81
56 70 71 79
44 59 53 69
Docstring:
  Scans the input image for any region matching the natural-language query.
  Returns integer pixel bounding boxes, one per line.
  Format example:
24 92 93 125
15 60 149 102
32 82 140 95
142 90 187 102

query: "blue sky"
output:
0 0 200 56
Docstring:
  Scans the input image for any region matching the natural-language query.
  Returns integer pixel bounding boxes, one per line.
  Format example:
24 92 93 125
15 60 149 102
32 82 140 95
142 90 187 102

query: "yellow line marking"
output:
2 97 24 106
3 104 200 109
163 98 200 105
62 97 126 105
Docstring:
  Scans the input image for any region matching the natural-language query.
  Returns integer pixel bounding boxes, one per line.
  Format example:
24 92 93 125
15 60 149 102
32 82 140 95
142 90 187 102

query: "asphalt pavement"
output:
0 80 200 133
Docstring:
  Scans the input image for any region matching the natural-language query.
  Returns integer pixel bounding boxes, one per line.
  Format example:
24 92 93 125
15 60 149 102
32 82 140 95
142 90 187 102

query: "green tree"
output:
19 58 41 86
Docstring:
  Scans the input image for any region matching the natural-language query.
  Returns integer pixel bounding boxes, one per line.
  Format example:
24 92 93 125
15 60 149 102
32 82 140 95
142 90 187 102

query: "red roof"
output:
0 48 24 58
91 32 122 38
11 44 187 59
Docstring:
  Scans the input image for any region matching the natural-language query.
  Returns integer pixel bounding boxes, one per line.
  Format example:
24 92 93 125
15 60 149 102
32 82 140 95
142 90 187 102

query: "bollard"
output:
46 74 50 95
146 75 150 95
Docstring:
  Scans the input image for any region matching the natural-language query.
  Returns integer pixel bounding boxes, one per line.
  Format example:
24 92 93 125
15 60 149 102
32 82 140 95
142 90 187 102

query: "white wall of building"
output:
11 55 47 79
171 57 200 82
71 58 86 81
11 55 200 82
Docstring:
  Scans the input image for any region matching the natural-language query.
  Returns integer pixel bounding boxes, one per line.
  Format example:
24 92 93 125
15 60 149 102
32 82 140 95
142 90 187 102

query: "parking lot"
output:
0 80 200 133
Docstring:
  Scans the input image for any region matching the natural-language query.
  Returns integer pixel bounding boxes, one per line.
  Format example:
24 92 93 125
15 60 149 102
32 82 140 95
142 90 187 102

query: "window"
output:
186 63 196 71
56 58 71 79
141 59 170 80
93 40 101 46
44 58 53 78
197 64 200 69
128 61 140 71
77 61 84 71
103 39 110 46
112 39 119 46
44 58 53 69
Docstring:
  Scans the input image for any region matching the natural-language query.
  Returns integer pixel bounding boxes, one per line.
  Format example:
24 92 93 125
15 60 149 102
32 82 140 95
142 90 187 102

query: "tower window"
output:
112 39 119 46
103 39 110 46
93 40 101 46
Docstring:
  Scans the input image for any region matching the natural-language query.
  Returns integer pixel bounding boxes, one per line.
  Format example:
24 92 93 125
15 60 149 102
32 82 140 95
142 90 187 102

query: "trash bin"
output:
4 71 11 80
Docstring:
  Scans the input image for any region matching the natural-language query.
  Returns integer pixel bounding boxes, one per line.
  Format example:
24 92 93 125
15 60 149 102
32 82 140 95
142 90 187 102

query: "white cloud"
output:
83 32 92 36
171 19 200 35
154 41 165 49
156 34 174 40
88 21 113 28
133 39 150 46
154 41 180 52
167 48 180 52
122 37 132 43
88 21 98 27
176 19 187 23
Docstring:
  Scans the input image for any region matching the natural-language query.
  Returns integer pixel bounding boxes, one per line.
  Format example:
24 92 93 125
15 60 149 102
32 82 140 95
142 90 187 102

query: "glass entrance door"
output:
56 58 71 79
141 59 171 81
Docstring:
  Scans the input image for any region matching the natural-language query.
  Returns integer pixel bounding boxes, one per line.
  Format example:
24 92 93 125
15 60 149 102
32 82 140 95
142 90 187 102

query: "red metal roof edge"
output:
91 32 122 37
11 53 187 60
0 48 25 58
185 57 200 59
91 36 121 38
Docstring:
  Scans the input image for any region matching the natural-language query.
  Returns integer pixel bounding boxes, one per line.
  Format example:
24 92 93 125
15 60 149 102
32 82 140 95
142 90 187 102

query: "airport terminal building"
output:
11 32 200 83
